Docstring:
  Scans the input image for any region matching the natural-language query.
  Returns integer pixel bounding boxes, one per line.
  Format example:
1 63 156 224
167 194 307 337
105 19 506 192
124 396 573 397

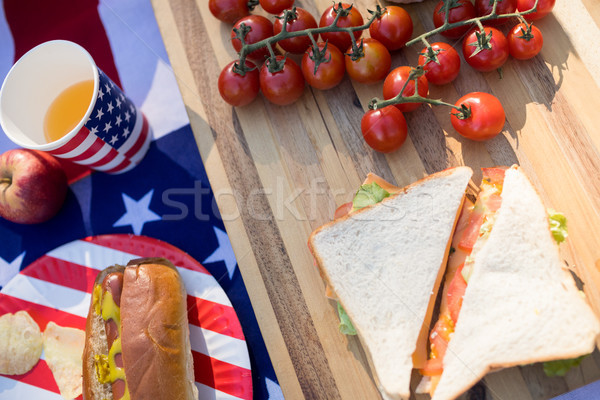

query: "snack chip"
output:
43 322 85 399
0 310 43 375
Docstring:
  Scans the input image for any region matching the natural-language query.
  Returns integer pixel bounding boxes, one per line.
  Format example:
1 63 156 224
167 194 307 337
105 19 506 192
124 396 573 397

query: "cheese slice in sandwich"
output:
309 166 472 400
427 165 600 400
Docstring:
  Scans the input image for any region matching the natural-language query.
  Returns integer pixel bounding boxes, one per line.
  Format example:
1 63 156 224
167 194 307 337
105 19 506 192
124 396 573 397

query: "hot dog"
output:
82 258 198 400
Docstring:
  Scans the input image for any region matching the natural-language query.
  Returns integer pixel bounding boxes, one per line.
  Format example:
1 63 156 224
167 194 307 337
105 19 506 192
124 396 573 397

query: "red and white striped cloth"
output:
0 234 252 400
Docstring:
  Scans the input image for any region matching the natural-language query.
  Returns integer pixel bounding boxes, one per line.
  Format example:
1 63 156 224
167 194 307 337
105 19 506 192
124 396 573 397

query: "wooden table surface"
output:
151 0 600 398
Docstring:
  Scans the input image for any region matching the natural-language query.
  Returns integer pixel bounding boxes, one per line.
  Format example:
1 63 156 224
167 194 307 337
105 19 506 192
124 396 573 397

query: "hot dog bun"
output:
82 258 198 400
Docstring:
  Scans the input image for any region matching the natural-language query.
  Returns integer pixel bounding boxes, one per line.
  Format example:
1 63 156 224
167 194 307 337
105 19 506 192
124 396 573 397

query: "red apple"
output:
0 149 68 224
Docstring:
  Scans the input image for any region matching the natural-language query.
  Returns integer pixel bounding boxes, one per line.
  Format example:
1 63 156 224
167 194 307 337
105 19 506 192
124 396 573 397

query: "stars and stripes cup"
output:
0 40 151 174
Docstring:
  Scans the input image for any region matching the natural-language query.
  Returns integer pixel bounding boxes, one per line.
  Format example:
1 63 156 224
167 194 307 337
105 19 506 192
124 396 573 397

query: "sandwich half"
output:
424 165 600 400
309 166 472 400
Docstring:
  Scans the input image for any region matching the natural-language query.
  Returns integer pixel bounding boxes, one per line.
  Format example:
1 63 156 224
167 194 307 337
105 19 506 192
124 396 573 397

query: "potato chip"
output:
43 322 85 399
0 310 43 375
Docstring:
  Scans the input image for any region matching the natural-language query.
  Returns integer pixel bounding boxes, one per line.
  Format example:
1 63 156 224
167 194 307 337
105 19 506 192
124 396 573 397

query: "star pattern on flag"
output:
85 70 137 150
203 226 237 279
113 189 161 235
0 251 25 288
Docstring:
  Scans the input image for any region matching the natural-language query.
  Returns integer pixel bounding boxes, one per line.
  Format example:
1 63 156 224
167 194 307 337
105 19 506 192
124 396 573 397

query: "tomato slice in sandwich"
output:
446 263 467 323
420 168 506 389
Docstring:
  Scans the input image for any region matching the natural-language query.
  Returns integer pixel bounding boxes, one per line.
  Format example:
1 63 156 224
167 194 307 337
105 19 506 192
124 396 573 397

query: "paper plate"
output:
0 234 252 400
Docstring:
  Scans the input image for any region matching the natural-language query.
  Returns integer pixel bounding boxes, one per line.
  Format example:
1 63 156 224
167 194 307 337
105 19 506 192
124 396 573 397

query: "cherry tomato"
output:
418 42 461 85
475 0 517 25
273 7 318 54
361 106 408 153
231 15 274 61
319 3 364 54
209 0 249 24
433 0 477 39
345 38 391 85
259 0 294 15
218 60 260 107
508 23 543 60
369 6 413 51
259 56 305 105
462 27 509 72
517 0 555 21
451 92 505 141
302 42 345 90
383 66 429 113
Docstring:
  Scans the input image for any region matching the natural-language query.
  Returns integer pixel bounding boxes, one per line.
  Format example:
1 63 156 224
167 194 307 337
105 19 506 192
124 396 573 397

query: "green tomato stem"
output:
370 94 460 111
373 0 541 112
237 4 383 72
405 0 541 47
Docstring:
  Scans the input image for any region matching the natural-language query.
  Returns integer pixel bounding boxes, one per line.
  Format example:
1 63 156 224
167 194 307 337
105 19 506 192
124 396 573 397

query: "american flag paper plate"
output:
0 234 253 400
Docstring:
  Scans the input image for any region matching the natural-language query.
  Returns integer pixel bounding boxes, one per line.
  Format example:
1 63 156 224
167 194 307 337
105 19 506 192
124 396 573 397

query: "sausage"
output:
101 272 126 399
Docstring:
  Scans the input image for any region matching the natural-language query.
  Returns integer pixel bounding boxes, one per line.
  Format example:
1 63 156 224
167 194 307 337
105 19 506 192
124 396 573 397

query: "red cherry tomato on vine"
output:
361 106 408 153
345 38 391 85
517 0 555 21
508 23 543 60
383 66 429 113
462 27 509 72
450 92 505 141
369 6 413 51
418 42 460 85
259 56 305 105
259 0 294 15
231 15 274 61
302 42 345 90
273 7 318 54
209 0 249 24
475 0 517 25
319 3 364 54
218 60 260 107
433 0 476 39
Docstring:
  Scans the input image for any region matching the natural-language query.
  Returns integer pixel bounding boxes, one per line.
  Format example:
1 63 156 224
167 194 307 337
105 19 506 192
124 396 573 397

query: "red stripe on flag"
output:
87 147 119 168
70 137 106 162
47 127 89 155
82 235 211 275
103 158 131 174
20 256 98 294
1 360 61 395
0 293 87 331
187 296 245 340
192 351 252 400
124 114 149 158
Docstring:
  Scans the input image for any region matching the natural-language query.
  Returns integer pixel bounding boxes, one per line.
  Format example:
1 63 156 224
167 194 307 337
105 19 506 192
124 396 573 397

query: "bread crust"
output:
83 259 197 400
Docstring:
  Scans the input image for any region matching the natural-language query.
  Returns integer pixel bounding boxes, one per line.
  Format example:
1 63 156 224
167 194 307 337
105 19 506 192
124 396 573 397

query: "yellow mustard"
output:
92 284 131 400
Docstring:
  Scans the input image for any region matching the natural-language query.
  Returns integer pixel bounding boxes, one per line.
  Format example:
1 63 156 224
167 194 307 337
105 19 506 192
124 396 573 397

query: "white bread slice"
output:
432 166 600 400
309 167 472 400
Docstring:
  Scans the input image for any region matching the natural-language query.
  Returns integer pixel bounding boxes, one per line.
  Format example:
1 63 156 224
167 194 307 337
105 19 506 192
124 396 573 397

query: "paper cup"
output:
0 40 151 174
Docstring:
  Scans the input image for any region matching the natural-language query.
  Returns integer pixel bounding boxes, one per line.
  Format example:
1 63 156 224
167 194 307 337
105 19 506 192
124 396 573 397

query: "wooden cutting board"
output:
151 0 600 398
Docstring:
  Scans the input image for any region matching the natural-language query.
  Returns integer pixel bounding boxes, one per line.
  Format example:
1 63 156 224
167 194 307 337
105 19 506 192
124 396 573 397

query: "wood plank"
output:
152 0 600 398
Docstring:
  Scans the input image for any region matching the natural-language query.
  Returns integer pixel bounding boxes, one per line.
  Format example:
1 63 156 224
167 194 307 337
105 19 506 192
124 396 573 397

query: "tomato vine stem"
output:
405 0 540 48
235 3 384 73
370 0 541 112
